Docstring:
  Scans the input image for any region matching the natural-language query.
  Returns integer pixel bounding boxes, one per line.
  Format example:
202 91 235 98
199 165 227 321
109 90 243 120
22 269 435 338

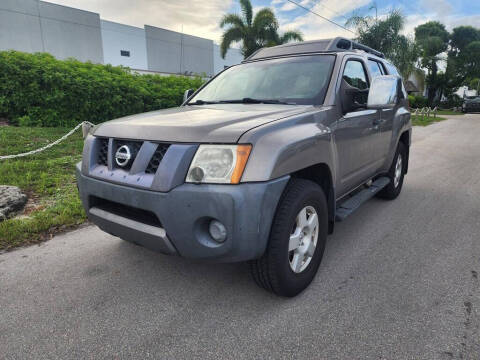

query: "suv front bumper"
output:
76 163 288 262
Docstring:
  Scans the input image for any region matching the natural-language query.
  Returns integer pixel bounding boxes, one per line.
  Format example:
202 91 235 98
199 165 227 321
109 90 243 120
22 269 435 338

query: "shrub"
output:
0 51 205 127
408 94 428 109
440 93 463 109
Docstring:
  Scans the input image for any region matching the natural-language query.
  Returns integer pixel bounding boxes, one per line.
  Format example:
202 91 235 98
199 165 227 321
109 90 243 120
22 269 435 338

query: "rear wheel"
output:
250 179 328 297
377 142 406 200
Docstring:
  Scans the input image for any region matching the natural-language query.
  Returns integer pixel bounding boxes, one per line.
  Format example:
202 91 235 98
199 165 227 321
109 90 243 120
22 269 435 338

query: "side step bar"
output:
335 177 390 221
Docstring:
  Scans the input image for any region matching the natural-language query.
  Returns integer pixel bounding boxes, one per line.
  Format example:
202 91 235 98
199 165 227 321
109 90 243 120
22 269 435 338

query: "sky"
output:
44 0 480 45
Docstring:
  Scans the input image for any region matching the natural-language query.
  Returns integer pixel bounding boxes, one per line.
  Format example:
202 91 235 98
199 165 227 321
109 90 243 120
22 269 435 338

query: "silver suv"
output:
77 37 411 297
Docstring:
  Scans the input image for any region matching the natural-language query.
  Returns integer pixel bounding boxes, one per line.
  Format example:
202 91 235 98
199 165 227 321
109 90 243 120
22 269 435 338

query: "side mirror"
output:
340 78 368 114
367 75 401 109
183 89 195 103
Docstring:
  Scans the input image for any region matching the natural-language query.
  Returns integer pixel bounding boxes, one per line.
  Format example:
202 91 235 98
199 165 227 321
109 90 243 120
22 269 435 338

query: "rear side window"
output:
343 60 369 90
367 60 384 78
385 62 400 77
384 62 407 99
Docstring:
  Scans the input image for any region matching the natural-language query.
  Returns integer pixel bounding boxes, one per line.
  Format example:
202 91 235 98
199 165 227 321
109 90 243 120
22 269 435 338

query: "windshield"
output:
189 55 335 105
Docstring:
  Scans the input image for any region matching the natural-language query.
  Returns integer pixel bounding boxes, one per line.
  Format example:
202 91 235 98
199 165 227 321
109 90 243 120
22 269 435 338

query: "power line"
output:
285 0 356 35
313 1 349 21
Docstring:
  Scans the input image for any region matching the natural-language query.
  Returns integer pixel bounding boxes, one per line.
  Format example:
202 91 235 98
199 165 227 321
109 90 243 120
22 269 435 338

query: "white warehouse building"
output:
0 0 243 77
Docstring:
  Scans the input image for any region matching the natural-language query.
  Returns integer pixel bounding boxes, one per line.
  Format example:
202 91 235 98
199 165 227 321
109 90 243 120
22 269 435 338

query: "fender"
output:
383 105 412 174
240 109 335 183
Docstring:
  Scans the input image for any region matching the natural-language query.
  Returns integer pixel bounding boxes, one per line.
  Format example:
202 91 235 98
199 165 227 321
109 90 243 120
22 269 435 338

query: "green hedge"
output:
408 94 428 109
0 51 205 127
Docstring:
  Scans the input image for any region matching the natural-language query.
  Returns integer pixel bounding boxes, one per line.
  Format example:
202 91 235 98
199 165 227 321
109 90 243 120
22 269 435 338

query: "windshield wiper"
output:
188 98 295 105
219 98 294 105
187 99 221 105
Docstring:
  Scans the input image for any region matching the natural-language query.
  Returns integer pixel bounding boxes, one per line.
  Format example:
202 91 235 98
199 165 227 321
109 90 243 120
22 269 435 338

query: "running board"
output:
335 177 390 221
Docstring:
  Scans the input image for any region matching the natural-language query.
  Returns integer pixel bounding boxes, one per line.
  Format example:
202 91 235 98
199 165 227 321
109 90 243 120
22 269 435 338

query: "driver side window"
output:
343 60 369 90
343 60 369 106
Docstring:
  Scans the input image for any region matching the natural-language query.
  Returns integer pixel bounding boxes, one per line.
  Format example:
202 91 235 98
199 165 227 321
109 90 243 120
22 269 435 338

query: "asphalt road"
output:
1 114 480 359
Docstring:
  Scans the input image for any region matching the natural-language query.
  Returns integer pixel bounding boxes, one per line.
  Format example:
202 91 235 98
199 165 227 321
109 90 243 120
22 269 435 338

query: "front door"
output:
333 58 379 197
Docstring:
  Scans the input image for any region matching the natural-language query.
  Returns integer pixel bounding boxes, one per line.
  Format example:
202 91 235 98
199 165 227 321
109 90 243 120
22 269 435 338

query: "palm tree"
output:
220 0 303 59
346 6 419 79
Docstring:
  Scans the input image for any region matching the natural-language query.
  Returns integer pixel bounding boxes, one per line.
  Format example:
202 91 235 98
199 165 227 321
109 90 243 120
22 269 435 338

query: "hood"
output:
93 104 312 143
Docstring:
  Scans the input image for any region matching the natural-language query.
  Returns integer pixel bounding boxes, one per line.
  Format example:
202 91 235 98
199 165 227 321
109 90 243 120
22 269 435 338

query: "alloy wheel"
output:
288 206 319 273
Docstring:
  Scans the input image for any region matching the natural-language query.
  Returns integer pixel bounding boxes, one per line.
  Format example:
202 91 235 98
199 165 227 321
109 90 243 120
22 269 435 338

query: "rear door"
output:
367 59 395 168
333 57 379 197
374 61 407 167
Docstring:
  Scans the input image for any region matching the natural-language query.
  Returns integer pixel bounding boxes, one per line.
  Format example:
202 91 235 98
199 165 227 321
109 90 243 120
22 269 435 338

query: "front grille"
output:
93 137 171 177
145 144 170 174
89 196 162 228
112 140 142 170
97 138 109 166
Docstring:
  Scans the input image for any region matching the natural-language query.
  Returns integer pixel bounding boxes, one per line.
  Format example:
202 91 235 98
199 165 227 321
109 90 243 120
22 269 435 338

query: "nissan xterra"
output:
77 37 412 297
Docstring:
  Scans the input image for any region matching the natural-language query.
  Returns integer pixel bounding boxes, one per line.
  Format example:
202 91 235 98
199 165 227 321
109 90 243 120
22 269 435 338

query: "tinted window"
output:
385 62 400 76
343 60 369 90
368 60 383 78
385 62 407 99
190 55 335 105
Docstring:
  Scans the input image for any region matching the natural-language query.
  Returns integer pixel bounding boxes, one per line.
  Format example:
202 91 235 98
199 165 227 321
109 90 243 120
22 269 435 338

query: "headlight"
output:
186 144 252 184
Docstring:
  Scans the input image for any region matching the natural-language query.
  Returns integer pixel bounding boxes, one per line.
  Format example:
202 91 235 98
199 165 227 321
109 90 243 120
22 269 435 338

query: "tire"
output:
376 142 407 200
250 179 328 297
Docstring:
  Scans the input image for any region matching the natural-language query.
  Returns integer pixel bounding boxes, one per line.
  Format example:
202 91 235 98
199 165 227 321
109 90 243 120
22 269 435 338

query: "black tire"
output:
250 179 328 297
377 142 407 200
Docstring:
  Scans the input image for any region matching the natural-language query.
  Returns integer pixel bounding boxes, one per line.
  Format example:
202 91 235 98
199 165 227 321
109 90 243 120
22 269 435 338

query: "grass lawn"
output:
436 110 464 116
0 126 86 250
412 114 447 126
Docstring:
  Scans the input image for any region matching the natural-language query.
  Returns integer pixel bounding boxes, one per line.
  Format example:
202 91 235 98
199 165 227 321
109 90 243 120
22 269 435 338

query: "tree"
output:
346 7 419 79
446 26 480 91
414 21 449 105
468 78 480 92
220 0 303 59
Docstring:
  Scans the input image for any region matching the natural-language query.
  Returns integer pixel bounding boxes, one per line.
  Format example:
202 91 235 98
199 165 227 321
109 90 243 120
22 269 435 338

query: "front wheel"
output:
250 179 328 297
376 142 407 200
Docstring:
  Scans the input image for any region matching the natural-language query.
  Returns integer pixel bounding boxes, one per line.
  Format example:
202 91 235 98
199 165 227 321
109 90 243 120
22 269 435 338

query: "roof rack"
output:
245 37 385 61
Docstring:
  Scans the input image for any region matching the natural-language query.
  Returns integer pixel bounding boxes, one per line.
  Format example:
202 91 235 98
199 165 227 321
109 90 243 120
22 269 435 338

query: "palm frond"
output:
239 0 253 26
252 8 278 42
220 27 243 59
385 9 404 34
253 8 278 29
279 30 303 44
220 14 245 30
345 15 370 30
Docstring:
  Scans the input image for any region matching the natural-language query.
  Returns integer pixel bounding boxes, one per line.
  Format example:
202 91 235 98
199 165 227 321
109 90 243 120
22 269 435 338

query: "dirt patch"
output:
16 191 49 218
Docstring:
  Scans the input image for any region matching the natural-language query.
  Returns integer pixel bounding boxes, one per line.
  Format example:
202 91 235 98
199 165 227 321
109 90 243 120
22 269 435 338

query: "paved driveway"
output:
1 114 479 359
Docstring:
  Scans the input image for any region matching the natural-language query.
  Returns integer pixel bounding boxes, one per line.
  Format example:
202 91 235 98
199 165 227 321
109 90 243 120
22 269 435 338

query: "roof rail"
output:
336 38 385 58
245 37 384 61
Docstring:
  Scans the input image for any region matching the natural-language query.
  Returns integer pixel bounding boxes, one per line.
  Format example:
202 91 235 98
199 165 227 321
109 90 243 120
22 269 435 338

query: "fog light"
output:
209 220 227 243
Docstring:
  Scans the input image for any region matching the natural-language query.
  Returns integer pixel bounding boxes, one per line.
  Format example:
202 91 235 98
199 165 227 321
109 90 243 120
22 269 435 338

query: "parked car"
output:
462 96 480 113
77 37 411 297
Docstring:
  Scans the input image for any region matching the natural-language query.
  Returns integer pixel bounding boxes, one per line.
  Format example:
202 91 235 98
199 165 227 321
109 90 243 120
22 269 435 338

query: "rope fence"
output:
0 121 94 160
412 107 438 120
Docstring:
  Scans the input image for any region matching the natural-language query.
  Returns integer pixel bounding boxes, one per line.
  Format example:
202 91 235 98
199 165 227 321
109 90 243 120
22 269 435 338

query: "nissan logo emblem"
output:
115 145 131 167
